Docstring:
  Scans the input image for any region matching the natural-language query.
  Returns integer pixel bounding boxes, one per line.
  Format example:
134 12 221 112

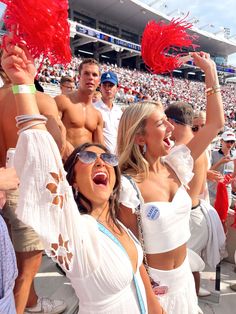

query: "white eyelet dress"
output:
14 129 147 314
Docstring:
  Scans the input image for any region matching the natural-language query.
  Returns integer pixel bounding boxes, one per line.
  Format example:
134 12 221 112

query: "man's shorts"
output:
2 189 44 252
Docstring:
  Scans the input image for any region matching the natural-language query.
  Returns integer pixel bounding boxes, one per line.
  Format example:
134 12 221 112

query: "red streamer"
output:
2 0 71 66
214 174 232 223
141 16 198 75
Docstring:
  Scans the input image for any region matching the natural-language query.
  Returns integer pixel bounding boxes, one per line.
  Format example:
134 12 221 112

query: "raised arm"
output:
187 52 224 161
1 39 45 129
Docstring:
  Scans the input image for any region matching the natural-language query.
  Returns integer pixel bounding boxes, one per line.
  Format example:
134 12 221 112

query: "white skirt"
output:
148 255 202 314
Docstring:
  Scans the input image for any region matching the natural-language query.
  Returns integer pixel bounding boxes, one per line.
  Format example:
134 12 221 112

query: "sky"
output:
140 0 236 66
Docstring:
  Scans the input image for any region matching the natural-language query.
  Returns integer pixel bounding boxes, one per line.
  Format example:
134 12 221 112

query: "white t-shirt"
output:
94 100 122 154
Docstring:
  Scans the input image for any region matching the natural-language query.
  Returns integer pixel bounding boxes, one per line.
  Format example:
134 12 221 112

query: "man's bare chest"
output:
63 105 98 131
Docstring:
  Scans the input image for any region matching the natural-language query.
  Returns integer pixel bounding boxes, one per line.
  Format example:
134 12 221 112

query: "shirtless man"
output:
0 65 66 314
55 58 104 154
165 103 225 296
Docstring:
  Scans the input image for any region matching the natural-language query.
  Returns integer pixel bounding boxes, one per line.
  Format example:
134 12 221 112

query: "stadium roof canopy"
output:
70 0 236 57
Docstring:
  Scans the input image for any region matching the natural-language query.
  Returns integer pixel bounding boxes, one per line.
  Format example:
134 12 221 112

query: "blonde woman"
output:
117 52 224 314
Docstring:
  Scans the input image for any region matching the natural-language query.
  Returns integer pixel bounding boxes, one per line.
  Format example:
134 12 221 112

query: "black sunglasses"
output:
192 126 199 132
61 84 74 90
192 124 205 132
75 151 118 167
168 118 187 126
224 140 235 144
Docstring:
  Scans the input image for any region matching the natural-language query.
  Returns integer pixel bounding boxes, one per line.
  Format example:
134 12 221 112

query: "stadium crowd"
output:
0 41 235 314
0 0 236 310
37 55 236 129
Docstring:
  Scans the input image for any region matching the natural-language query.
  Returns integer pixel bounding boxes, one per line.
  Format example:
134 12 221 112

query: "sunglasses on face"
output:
61 84 74 90
75 151 118 167
224 140 235 144
192 124 205 132
168 118 187 126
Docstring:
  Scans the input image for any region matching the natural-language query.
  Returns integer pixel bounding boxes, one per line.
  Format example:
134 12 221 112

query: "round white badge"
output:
146 205 160 220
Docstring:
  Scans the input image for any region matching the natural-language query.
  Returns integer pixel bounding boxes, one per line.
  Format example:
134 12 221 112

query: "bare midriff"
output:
146 243 187 270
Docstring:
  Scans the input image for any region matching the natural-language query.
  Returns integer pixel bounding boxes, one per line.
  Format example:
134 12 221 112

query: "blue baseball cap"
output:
101 71 118 85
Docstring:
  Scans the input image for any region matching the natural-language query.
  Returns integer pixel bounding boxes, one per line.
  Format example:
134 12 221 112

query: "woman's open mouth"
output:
163 137 171 148
92 172 108 186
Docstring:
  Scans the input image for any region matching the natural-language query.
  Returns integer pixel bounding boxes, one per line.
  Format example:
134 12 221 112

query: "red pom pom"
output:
2 0 71 66
141 16 198 75
214 181 229 223
214 174 232 223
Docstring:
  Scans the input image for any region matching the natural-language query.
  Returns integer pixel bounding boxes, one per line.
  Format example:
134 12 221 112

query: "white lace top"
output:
14 129 147 314
120 145 194 254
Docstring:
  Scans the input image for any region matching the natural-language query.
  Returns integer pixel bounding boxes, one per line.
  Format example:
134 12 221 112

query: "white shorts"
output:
188 204 209 256
148 255 202 314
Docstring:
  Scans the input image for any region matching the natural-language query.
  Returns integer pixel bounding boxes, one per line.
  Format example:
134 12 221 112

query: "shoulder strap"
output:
122 175 149 273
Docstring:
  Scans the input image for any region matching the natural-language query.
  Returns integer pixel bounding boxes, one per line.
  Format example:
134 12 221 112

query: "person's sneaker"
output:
198 287 211 297
24 297 66 314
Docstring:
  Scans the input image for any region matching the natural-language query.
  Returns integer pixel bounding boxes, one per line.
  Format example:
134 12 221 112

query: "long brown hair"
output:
64 143 121 229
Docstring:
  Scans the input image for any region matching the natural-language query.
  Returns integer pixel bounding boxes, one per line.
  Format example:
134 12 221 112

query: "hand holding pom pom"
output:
2 0 71 67
141 16 198 75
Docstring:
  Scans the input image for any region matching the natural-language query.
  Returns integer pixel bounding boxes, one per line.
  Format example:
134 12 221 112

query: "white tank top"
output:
120 144 194 254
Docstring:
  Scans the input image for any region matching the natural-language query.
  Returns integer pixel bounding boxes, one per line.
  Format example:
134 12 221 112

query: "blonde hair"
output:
193 110 206 121
117 101 162 182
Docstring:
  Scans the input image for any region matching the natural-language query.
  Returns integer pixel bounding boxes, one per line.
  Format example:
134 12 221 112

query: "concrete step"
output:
35 255 79 314
199 261 236 314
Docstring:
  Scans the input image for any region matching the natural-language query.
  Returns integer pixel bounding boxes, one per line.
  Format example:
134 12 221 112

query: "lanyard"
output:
97 222 146 314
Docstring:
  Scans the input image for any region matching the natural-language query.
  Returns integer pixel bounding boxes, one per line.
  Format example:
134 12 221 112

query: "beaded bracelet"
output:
16 114 47 127
17 121 47 135
205 84 220 93
206 88 221 97
16 114 47 122
12 84 36 94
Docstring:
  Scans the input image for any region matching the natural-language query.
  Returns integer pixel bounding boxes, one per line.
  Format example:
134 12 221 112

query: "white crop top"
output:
120 144 194 254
